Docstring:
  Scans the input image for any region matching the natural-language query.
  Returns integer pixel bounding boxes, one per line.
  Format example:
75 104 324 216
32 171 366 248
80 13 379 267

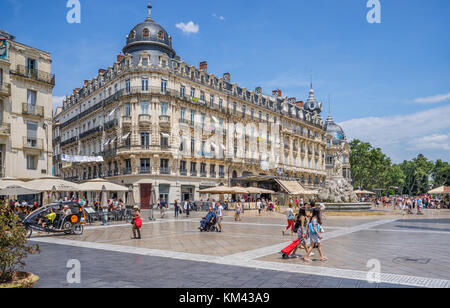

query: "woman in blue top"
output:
304 208 327 262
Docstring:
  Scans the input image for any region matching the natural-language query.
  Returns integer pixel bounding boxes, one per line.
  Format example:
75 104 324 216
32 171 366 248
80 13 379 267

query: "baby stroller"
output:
199 216 218 232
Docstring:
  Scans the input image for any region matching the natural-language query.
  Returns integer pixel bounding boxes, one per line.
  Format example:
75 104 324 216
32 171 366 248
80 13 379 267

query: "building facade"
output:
324 115 351 182
53 4 329 207
0 30 54 179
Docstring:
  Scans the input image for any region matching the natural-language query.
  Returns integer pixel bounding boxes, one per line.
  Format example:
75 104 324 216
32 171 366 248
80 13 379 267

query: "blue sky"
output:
2 0 449 163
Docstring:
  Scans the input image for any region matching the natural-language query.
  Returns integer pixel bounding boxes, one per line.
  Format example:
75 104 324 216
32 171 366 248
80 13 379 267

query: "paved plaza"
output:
25 209 450 288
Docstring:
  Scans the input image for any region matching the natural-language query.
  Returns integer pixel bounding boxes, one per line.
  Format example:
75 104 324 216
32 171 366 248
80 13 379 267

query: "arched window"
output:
158 31 164 39
129 30 135 39
143 28 150 37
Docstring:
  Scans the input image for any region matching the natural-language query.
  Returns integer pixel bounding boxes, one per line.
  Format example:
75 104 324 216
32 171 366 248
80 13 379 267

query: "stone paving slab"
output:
25 210 450 288
257 228 450 281
25 243 404 288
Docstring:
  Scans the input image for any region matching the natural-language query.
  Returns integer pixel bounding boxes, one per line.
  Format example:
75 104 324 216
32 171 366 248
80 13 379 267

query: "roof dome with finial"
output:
123 1 176 61
303 78 323 114
325 114 346 145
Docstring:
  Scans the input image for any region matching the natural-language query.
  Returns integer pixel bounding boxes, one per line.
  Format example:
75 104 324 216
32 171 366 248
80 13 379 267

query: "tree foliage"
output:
349 139 446 196
0 202 39 283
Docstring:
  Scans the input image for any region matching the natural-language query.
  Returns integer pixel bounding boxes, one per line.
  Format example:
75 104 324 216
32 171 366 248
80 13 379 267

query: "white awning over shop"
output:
275 179 318 196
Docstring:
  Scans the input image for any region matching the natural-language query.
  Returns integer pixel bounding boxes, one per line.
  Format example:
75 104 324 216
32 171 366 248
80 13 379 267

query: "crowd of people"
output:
373 195 450 214
7 200 40 220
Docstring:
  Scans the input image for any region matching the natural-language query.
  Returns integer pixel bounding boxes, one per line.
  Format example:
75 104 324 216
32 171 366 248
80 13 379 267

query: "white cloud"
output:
175 21 199 34
413 92 450 104
339 104 450 162
409 134 450 151
52 96 65 109
212 13 226 21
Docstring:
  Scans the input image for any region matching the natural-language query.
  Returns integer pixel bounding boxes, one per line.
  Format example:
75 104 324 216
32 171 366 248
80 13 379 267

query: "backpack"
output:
293 221 300 233
309 222 321 235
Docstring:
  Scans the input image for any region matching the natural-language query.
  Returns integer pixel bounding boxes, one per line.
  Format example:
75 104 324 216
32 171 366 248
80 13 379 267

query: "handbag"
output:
135 218 142 229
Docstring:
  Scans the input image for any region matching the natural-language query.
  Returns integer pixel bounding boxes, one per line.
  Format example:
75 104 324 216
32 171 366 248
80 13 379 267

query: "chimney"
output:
288 97 296 104
199 61 208 72
272 89 282 97
117 55 125 62
296 101 305 108
84 80 89 87
98 69 106 75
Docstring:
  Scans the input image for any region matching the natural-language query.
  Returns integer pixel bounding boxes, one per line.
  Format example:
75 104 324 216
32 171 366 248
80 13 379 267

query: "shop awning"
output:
275 179 318 195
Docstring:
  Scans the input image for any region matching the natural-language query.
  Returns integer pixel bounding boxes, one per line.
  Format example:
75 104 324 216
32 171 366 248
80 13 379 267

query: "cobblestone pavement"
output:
26 209 450 288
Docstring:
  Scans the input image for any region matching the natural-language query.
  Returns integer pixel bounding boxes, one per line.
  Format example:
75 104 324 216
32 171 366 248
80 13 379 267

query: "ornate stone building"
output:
324 115 351 182
0 30 54 179
53 3 329 207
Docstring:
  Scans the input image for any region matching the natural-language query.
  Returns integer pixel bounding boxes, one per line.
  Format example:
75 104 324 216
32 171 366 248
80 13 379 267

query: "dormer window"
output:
129 30 136 39
158 31 164 39
143 28 150 37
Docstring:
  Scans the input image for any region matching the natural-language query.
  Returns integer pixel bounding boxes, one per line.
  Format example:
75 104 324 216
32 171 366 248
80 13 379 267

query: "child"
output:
304 208 327 262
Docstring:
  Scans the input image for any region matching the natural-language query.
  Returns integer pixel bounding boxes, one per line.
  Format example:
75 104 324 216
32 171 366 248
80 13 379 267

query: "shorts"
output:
309 233 321 244
298 231 308 246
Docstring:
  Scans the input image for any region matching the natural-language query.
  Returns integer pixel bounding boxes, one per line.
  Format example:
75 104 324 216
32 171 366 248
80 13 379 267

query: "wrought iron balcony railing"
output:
12 65 55 86
22 103 44 117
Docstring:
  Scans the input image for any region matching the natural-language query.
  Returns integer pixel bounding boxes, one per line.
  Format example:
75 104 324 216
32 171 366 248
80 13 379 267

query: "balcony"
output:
61 136 78 147
23 137 44 151
219 172 225 179
160 167 171 175
22 103 44 118
139 167 151 174
0 123 11 136
123 168 132 175
122 116 132 126
104 119 118 130
200 171 207 178
190 170 198 177
12 65 55 86
138 114 151 125
180 169 187 176
0 83 11 97
102 148 117 158
210 173 216 178
79 126 102 139
159 115 170 129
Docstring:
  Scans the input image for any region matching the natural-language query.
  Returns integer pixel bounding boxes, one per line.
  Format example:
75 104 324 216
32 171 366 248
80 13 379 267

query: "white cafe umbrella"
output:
78 178 129 192
0 177 26 189
25 176 80 192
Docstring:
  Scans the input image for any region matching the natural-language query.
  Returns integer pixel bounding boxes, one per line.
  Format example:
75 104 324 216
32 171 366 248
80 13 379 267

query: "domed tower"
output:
123 1 176 66
324 114 351 182
303 83 323 114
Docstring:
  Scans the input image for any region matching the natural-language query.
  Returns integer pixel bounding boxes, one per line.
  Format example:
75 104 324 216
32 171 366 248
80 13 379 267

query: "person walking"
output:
131 206 142 239
235 202 242 221
291 206 310 258
282 204 295 236
160 198 167 219
174 200 179 219
257 199 262 216
216 202 224 232
184 199 190 218
304 207 327 262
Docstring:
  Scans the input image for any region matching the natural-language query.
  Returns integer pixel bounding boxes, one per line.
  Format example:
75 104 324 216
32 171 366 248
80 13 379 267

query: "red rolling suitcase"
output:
281 239 300 259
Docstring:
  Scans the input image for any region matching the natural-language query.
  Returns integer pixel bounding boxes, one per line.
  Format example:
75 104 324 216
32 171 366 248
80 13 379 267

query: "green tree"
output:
399 154 434 196
432 160 450 187
0 202 39 283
